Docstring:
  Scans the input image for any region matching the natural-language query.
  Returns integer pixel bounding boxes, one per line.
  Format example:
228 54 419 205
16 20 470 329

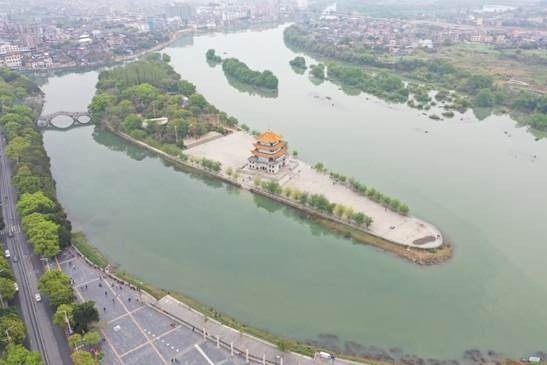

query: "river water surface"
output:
40 25 547 360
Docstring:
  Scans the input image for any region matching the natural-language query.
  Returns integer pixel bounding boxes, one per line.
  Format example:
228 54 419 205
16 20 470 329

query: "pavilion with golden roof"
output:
248 131 288 174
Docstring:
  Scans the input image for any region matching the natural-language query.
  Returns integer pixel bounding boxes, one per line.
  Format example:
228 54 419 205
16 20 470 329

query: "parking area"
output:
56 249 246 365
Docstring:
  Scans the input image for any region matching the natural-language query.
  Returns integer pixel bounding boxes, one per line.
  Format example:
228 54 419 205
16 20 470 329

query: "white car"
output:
34 293 41 302
4 250 9 258
13 283 18 292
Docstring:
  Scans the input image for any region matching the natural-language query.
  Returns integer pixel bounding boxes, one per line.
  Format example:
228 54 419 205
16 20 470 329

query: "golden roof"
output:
256 131 283 144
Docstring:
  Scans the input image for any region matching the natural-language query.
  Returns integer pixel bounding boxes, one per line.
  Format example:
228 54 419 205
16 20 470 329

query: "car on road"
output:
34 293 41 302
12 256 17 263
14 283 18 292
7 231 12 238
4 250 10 258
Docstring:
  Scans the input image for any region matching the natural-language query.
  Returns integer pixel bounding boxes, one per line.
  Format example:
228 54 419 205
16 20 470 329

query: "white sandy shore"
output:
186 131 443 249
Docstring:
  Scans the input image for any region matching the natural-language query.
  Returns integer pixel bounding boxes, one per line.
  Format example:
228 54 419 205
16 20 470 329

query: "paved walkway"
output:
184 131 442 249
57 248 361 365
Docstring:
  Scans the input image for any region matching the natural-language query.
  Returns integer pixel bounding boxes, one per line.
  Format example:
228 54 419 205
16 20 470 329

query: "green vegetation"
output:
328 63 408 103
0 70 72 259
71 232 108 268
222 58 279 90
309 64 325 79
0 344 43 365
0 68 102 363
289 56 307 69
38 270 74 308
0 71 45 363
259 180 373 228
284 25 547 132
205 49 222 63
72 301 100 333
90 53 239 153
312 164 410 215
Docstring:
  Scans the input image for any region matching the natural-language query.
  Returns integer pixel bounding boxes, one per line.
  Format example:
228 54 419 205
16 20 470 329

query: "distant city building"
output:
248 131 288 174
166 2 194 23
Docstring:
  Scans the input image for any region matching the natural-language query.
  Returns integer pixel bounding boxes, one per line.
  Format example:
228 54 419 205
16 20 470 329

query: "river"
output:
39 25 547 360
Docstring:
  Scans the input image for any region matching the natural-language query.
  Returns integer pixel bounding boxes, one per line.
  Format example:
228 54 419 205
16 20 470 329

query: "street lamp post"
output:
5 326 14 343
62 310 73 335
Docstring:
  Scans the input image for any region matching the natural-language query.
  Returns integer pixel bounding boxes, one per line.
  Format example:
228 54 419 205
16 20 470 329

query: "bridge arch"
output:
38 111 92 130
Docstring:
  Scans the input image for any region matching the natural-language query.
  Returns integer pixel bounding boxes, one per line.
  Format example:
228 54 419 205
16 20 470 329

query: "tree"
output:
38 270 73 308
205 49 222 63
71 351 95 365
0 344 43 365
5 137 30 165
0 278 16 302
16 192 55 216
310 64 325 79
298 192 309 205
21 213 60 258
399 204 410 215
73 302 99 332
262 180 282 194
529 113 547 130
121 114 143 131
334 204 346 218
53 303 74 328
0 314 26 347
353 212 366 226
82 331 100 346
344 207 355 221
88 93 114 121
314 162 325 172
178 80 196 96
289 56 307 69
12 165 42 195
474 88 495 108
68 333 82 350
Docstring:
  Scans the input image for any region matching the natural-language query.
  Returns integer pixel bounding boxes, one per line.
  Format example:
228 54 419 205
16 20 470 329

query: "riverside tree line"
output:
284 24 547 130
0 68 103 365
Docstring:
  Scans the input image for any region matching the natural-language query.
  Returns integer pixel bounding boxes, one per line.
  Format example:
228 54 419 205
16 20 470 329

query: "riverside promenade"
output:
57 248 366 365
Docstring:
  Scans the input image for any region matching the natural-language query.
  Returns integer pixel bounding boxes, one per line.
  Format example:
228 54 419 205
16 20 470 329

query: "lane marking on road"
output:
195 344 215 365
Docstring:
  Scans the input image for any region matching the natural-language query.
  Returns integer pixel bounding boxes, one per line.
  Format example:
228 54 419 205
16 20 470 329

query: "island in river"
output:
90 54 450 264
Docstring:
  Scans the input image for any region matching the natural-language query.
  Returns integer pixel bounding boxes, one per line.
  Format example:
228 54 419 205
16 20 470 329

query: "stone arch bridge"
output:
37 111 92 130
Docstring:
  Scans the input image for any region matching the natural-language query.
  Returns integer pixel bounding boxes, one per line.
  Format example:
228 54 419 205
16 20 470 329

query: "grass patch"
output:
71 232 108 268
114 270 167 300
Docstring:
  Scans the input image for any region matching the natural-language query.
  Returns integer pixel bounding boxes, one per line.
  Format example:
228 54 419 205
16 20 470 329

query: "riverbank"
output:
103 123 451 265
69 232 388 365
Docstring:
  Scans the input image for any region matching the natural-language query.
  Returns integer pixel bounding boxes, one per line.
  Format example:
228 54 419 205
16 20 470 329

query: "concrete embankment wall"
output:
104 125 450 265
104 125 241 188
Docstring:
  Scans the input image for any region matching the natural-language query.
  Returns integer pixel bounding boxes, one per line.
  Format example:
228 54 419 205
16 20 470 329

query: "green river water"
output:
40 25 547 360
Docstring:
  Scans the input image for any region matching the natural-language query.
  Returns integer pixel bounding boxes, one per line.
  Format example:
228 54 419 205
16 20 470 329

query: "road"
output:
0 130 72 365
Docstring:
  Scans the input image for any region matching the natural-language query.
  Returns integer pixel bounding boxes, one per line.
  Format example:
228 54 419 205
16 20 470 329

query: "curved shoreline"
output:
103 124 452 265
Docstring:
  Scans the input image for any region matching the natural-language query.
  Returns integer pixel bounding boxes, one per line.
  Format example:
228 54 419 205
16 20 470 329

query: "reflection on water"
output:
290 65 306 75
40 25 547 361
224 73 279 98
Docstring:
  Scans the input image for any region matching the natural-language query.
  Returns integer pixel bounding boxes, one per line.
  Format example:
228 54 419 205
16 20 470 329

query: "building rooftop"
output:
257 131 283 144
